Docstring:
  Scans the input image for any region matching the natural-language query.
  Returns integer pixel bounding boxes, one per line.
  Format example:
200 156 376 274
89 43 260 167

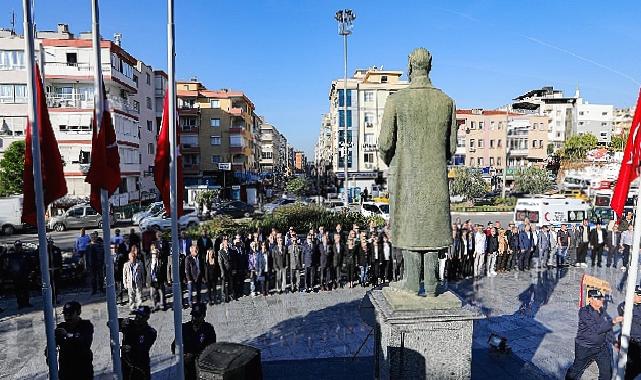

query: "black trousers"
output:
89 266 104 293
623 245 631 267
577 243 589 264
305 266 315 290
565 343 611 380
320 266 330 288
625 339 641 380
14 277 30 307
606 246 618 267
591 245 604 266
221 275 230 302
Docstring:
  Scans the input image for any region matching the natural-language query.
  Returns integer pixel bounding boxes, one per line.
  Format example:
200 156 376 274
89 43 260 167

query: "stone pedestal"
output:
368 287 483 380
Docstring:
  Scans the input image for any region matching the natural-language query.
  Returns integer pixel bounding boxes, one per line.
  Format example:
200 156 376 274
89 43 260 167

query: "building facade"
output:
327 67 408 191
259 118 286 174
294 151 307 173
456 109 549 174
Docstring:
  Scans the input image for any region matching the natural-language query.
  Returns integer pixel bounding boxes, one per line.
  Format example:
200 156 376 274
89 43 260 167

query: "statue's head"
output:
408 48 432 82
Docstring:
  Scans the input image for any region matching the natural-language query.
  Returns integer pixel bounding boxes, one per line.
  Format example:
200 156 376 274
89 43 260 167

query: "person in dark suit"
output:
357 232 372 287
589 221 607 268
332 233 344 289
272 236 288 293
217 237 232 302
606 224 621 268
55 301 94 380
302 234 316 292
86 232 105 294
184 244 201 307
318 232 332 291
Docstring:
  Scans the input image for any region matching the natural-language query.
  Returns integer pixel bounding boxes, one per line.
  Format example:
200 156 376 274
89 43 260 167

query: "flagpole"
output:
616 199 641 377
22 0 58 378
91 1 122 378
168 0 185 378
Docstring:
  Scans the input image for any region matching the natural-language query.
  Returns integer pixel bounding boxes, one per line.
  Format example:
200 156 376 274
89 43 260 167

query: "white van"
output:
514 196 590 227
0 196 24 235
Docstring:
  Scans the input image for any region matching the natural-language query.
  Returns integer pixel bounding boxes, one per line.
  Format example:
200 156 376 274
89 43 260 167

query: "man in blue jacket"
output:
566 289 623 380
302 234 316 292
517 225 533 272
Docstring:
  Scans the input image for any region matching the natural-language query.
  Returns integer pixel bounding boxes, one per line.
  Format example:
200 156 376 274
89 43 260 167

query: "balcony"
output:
180 143 200 153
180 125 199 134
183 163 200 174
230 107 246 117
45 62 111 77
46 92 138 115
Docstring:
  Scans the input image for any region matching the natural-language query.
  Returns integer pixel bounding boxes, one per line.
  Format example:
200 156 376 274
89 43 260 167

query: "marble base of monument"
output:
368 287 483 380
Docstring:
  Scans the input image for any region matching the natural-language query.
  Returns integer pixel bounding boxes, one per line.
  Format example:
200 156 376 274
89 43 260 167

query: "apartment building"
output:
294 151 307 173
0 24 153 205
456 109 549 173
176 79 258 185
512 86 615 148
259 118 287 174
327 67 408 190
613 107 634 136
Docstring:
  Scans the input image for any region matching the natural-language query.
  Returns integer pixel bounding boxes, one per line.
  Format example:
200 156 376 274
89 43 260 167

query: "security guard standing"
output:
54 301 94 379
618 285 641 380
566 289 624 380
172 302 217 380
118 306 157 380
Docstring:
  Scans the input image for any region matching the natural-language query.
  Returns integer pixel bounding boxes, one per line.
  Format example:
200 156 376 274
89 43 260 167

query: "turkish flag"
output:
611 88 641 217
85 85 121 214
154 91 183 216
22 64 68 226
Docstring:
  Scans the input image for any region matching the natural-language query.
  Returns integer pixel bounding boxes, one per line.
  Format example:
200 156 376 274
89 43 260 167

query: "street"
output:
0 226 127 252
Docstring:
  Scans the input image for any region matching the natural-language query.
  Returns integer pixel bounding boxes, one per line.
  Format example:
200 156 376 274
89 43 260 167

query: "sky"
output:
6 1 641 156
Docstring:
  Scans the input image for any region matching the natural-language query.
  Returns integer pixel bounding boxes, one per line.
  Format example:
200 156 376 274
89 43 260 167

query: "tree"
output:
560 133 598 160
0 140 25 196
450 168 488 201
195 189 218 209
514 166 551 194
610 134 627 152
286 176 309 197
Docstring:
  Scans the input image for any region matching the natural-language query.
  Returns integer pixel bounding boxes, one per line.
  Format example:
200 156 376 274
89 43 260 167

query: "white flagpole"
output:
22 0 58 378
168 0 185 378
616 199 641 377
91 1 123 378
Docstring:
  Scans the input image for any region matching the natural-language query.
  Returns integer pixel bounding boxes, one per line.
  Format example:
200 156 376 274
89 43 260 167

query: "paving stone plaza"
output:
0 265 634 379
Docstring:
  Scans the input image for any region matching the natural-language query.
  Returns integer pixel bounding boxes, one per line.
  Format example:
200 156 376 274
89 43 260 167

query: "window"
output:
210 99 220 108
478 139 484 148
497 139 502 148
381 75 388 83
539 140 544 148
133 100 140 113
579 111 585 116
470 121 476 129
364 91 374 102
364 153 374 163
147 120 153 131
146 73 151 85
210 118 220 127
364 133 375 144
133 74 138 85
497 157 501 166
147 143 155 154
364 112 374 127
212 155 221 164
602 111 608 116
0 85 15 103
479 122 484 130
146 97 152 110
338 110 352 128
469 139 475 148
210 136 221 145
338 130 353 143
489 140 494 148
0 50 25 70
338 89 352 107
490 157 495 166
477 157 484 166
532 140 537 148
229 135 243 147
66 52 77 65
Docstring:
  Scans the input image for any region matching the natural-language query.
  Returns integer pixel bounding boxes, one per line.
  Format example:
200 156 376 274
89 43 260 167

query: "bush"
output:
251 203 371 233
185 216 249 239
494 197 517 206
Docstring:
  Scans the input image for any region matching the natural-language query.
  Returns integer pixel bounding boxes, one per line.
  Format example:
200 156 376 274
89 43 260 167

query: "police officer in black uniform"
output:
7 240 32 308
566 289 624 380
172 302 217 379
118 306 157 380
47 237 63 304
618 285 641 380
54 301 94 379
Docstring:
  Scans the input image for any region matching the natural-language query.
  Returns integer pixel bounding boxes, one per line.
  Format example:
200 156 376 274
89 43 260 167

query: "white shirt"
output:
474 232 486 254
383 243 391 260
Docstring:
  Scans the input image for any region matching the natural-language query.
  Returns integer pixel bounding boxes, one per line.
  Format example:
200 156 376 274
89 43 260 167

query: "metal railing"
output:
46 92 137 114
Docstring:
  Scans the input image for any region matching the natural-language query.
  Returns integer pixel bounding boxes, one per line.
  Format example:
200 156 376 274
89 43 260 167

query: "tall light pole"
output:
336 9 355 206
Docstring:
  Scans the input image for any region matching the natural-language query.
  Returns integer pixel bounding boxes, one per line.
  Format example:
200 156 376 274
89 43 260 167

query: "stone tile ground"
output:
0 265 634 379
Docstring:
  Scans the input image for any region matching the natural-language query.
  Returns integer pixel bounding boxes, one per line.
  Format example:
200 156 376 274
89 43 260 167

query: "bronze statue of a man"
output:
379 48 457 297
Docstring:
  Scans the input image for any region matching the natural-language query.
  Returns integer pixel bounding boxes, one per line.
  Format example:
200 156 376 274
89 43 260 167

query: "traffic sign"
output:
218 163 231 171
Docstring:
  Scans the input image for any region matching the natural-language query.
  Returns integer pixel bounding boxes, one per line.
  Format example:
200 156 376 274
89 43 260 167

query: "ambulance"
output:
513 195 590 227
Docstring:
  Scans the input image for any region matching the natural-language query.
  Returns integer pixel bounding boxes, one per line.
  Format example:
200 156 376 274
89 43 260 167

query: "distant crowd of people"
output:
441 212 636 281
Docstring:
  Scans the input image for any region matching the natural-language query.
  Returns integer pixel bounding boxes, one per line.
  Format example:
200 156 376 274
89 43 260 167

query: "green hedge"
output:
450 205 514 213
251 204 380 233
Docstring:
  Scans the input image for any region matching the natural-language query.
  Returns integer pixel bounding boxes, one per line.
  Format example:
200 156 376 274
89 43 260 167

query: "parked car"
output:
0 196 24 235
210 201 255 218
326 199 347 213
360 202 390 221
263 198 297 214
139 207 200 231
60 251 86 283
132 202 164 225
472 196 496 206
47 203 116 232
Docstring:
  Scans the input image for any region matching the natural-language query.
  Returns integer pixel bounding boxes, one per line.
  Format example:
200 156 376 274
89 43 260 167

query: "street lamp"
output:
336 9 355 206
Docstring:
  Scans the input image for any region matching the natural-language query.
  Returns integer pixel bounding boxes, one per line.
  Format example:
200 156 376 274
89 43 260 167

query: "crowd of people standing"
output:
441 212 636 282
